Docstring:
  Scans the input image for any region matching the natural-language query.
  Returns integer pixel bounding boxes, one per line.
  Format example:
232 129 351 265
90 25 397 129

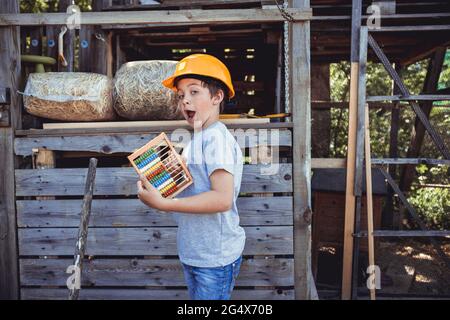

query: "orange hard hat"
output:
162 53 235 98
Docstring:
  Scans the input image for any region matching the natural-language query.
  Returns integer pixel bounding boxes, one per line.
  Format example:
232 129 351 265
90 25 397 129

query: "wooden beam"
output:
0 9 312 26
341 0 361 301
351 24 369 301
91 0 109 75
0 0 20 300
357 230 450 237
364 103 376 300
367 94 450 102
291 0 315 300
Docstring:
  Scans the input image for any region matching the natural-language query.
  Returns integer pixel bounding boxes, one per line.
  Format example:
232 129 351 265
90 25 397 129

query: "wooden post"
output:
106 31 113 77
32 148 56 201
0 0 21 300
45 26 58 70
351 25 368 300
115 34 126 73
92 0 109 75
341 0 361 300
68 158 98 300
364 103 376 300
79 26 94 72
291 0 315 300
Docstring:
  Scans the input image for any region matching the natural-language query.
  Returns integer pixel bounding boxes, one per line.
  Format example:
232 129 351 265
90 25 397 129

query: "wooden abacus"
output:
128 132 193 198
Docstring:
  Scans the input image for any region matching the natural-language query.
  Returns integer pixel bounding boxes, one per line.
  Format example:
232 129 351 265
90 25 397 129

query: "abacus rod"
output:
135 145 169 163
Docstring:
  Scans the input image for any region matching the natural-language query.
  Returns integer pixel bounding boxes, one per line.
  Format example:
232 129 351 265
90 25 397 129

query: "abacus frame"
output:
127 132 193 199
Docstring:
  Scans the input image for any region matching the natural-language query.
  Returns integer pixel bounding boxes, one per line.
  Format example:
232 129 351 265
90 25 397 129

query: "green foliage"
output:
410 186 450 230
20 0 92 13
330 51 450 229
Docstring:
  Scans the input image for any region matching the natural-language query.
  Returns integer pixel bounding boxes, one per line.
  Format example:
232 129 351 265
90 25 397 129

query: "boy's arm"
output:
137 169 234 214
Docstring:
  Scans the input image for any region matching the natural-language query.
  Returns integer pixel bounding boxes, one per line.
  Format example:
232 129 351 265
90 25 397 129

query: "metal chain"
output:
273 0 293 115
274 0 295 22
282 0 291 114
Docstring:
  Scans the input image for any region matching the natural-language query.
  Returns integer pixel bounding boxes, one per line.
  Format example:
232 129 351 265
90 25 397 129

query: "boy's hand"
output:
136 175 168 211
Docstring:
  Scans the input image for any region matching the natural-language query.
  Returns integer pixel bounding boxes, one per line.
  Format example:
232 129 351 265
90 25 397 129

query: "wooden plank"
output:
354 27 368 197
364 103 376 300
42 118 270 129
45 26 58 69
78 26 94 72
21 288 294 300
357 230 450 237
18 226 293 256
371 158 450 165
0 0 21 300
104 0 264 9
367 94 450 102
291 0 314 300
341 0 361 300
15 164 293 196
16 122 294 137
14 129 291 156
20 257 294 287
371 25 450 32
15 165 293 196
17 196 293 227
28 27 43 57
351 26 369 300
0 9 312 26
311 158 345 168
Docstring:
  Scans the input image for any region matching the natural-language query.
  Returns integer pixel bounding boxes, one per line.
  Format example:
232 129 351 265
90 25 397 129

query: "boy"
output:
136 54 245 300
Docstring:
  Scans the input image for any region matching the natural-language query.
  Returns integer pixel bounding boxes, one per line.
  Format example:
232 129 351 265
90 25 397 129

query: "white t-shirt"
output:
173 121 246 267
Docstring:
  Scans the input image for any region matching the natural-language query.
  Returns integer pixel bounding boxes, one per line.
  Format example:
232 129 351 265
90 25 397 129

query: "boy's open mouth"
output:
186 110 196 120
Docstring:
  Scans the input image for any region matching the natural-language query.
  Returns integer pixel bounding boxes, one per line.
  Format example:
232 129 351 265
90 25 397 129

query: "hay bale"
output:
113 60 182 120
23 72 115 121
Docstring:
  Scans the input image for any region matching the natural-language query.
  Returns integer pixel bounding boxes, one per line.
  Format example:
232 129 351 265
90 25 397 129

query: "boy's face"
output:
176 78 222 129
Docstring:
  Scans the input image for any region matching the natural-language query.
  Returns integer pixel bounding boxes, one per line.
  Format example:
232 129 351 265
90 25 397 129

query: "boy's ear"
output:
212 89 224 106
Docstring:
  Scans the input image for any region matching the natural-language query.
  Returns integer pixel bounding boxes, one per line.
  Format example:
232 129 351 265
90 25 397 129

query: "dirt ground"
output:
376 239 450 296
316 239 450 298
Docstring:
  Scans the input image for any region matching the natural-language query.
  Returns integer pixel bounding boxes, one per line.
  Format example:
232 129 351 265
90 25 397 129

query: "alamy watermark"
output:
66 265 81 290
366 265 381 290
170 124 281 175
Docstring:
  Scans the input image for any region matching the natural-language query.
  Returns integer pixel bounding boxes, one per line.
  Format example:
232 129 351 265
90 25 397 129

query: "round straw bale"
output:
113 60 182 120
23 72 115 121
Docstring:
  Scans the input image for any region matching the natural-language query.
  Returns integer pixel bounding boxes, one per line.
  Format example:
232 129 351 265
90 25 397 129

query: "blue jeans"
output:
181 256 242 300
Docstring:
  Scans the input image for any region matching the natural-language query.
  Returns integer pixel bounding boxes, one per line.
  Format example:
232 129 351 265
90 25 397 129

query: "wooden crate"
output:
15 126 295 300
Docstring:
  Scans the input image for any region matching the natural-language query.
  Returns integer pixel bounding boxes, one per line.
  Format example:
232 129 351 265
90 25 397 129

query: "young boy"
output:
136 54 245 300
